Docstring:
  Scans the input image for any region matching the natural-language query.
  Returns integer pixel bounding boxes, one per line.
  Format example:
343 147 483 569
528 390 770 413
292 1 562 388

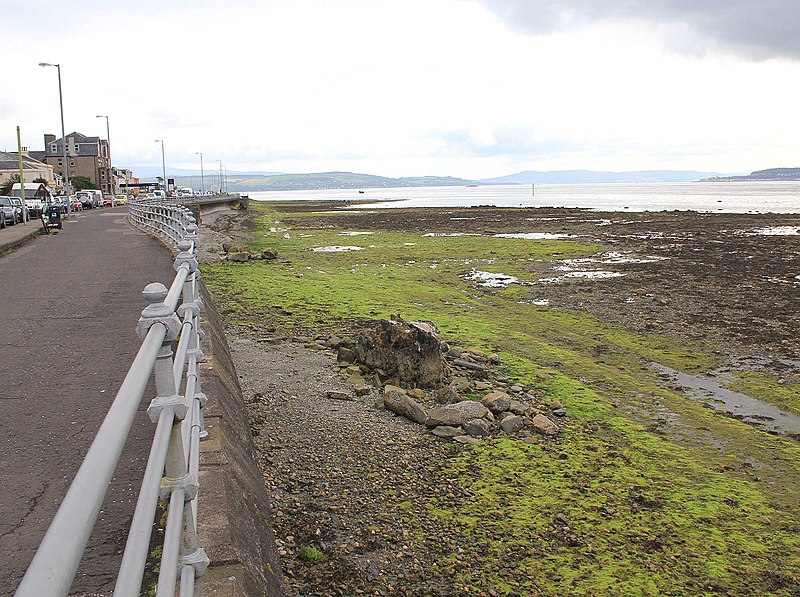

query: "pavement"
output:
0 217 48 254
0 207 176 595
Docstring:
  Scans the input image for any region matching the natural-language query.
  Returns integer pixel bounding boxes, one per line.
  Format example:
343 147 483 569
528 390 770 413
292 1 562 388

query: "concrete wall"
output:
197 283 285 596
129 213 284 596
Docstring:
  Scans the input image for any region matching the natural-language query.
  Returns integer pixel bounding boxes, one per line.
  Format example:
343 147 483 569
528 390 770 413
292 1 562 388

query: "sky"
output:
1 0 799 179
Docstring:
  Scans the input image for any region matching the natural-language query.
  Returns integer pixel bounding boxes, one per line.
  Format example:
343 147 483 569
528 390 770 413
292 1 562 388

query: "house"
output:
33 132 113 195
0 149 54 188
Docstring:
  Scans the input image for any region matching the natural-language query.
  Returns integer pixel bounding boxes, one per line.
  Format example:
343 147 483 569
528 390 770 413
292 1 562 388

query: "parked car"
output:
114 195 129 205
25 198 45 218
0 196 17 227
8 197 25 223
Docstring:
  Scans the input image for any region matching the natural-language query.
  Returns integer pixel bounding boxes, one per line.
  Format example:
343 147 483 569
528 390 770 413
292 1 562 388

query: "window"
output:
69 159 75 167
50 143 57 153
58 159 63 166
74 145 79 154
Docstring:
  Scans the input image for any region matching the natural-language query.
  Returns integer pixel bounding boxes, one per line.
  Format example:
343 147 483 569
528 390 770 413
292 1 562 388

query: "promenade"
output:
0 208 175 595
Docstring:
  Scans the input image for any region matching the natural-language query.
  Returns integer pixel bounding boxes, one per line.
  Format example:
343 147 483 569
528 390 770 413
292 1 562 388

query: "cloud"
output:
473 0 800 60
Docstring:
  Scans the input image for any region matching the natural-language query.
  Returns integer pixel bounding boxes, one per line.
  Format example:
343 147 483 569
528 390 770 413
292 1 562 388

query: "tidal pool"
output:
654 364 800 436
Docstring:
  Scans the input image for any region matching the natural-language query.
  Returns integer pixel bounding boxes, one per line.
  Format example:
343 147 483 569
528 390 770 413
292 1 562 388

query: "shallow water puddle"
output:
744 226 800 236
339 231 374 236
312 246 365 252
537 271 627 284
464 269 519 288
557 251 668 268
494 232 576 240
653 364 800 436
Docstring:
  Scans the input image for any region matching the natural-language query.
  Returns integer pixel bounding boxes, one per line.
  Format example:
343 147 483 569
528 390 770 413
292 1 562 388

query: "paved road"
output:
0 208 175 595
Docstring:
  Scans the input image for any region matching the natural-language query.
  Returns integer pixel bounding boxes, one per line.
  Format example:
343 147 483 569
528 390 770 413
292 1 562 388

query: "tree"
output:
33 177 48 184
0 174 19 195
71 175 96 191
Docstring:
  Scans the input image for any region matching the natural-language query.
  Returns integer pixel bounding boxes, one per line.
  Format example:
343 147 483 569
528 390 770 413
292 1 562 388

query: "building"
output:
0 149 54 188
32 132 113 195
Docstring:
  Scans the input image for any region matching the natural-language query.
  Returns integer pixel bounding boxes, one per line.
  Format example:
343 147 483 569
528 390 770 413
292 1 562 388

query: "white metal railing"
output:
15 201 209 597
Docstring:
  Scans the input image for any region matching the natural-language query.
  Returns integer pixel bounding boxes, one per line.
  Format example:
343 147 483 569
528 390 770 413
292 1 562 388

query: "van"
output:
75 190 103 209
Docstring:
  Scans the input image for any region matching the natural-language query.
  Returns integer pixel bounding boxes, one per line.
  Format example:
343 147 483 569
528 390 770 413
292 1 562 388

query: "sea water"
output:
247 181 800 213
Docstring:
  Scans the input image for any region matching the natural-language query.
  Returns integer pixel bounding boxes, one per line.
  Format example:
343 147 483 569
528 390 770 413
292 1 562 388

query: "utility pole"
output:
17 126 28 223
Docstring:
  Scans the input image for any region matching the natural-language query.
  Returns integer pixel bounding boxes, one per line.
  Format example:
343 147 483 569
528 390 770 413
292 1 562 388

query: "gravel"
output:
230 337 456 596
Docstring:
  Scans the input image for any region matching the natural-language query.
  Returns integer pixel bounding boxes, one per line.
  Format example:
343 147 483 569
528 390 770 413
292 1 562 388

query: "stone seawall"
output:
130 212 283 595
198 282 285 596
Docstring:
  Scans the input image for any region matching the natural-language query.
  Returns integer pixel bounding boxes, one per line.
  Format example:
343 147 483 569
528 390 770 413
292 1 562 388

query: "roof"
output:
0 151 51 172
46 132 105 157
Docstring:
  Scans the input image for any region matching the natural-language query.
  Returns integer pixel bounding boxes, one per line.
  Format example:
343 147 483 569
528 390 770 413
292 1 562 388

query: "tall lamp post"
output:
96 115 111 196
154 139 166 194
39 61 71 218
218 159 223 194
196 152 204 194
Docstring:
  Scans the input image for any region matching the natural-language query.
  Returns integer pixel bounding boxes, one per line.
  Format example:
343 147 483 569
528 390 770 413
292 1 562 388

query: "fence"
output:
16 200 210 597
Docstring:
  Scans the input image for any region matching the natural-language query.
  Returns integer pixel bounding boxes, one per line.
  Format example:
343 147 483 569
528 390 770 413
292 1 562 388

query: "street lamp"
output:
218 159 223 195
96 115 111 196
196 152 204 193
39 61 71 218
154 139 166 194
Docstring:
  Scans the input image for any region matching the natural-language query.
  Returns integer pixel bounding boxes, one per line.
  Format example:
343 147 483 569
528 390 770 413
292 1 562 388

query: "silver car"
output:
0 196 17 227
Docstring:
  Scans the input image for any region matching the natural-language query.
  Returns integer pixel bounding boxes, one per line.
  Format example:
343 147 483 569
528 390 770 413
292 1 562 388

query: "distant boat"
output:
466 184 478 187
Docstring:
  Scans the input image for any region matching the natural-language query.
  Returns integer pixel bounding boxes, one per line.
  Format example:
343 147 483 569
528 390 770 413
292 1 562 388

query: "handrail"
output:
15 201 210 597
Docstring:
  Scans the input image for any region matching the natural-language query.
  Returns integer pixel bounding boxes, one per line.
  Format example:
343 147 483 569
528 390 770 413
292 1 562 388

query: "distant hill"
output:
225 171 472 192
480 170 727 184
700 167 800 182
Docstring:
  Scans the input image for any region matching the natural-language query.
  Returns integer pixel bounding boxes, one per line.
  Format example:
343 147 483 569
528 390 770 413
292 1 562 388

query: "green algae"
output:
202 203 800 595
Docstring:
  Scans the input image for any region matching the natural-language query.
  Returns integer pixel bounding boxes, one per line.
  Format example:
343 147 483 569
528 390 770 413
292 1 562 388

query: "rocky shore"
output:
199 206 800 595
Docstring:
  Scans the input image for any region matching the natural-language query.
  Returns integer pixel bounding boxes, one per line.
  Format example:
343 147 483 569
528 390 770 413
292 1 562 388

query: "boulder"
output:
434 385 459 404
426 401 489 428
531 414 559 436
481 391 511 414
228 252 250 263
353 384 372 396
383 385 427 425
327 390 354 401
454 435 482 445
337 346 357 364
430 426 464 439
508 400 529 415
354 318 446 388
262 247 279 260
462 418 491 437
500 415 524 434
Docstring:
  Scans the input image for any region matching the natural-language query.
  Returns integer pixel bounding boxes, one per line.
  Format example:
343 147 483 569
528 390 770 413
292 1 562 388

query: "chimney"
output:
44 133 55 147
20 147 29 156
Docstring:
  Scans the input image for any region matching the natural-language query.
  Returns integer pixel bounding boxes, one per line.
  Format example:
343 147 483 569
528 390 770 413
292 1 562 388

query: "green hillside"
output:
221 171 472 192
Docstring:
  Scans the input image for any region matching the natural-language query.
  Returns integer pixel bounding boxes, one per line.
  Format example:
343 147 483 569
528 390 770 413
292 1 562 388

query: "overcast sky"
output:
2 0 799 179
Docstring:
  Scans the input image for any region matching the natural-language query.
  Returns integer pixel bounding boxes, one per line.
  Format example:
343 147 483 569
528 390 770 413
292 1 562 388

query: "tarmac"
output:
0 207 176 594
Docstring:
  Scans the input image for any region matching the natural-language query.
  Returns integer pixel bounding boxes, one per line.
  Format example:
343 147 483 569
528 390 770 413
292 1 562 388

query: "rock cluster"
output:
307 319 567 444
221 242 279 262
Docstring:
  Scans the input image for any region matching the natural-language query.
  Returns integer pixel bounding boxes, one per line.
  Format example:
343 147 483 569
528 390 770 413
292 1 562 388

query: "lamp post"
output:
154 139 166 194
196 152 204 194
96 115 111 196
39 61 71 218
218 159 223 195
